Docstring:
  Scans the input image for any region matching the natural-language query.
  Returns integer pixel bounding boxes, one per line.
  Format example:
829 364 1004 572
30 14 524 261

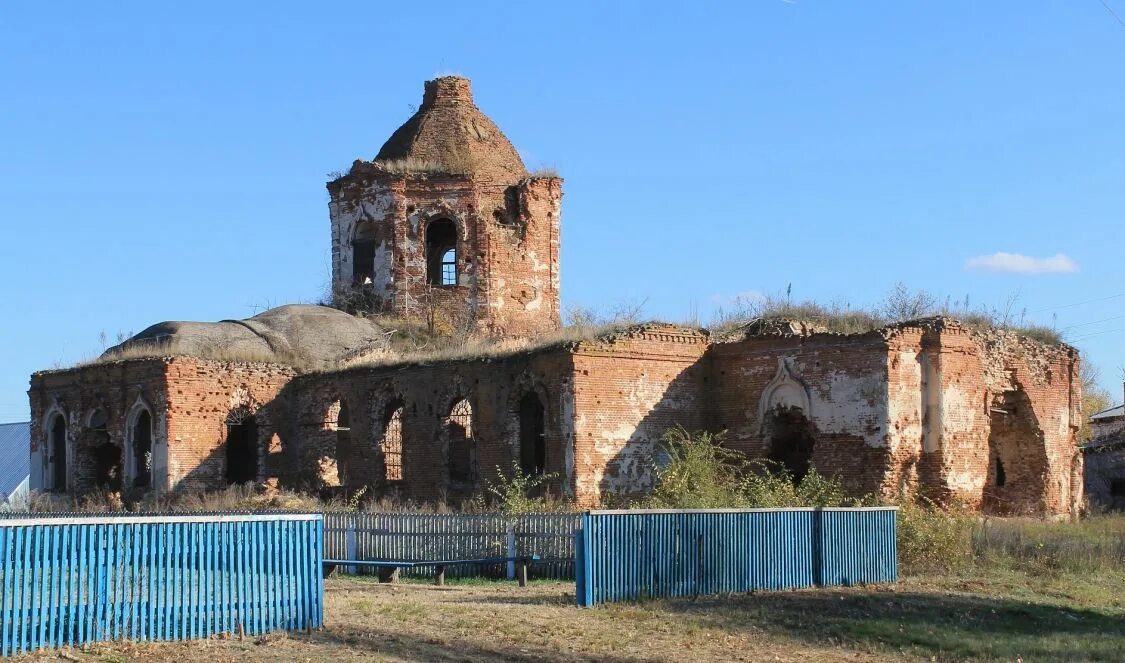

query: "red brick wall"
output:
284 349 575 501
161 358 296 492
29 359 169 494
708 334 893 497
568 327 710 506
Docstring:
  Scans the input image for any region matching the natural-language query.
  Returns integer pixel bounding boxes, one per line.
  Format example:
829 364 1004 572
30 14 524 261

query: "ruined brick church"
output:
28 77 1084 515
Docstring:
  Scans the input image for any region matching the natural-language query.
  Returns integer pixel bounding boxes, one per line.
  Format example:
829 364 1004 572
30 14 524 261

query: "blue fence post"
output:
577 512 594 607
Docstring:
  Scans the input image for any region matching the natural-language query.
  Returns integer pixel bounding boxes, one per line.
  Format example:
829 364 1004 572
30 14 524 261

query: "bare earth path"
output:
14 570 1125 662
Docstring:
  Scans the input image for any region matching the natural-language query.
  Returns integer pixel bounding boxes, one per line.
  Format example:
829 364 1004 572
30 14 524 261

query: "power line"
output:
1028 292 1125 314
1061 313 1125 330
1069 326 1125 341
1100 0 1125 28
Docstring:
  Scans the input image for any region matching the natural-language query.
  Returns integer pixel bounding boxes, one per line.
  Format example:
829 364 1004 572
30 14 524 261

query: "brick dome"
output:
375 76 527 182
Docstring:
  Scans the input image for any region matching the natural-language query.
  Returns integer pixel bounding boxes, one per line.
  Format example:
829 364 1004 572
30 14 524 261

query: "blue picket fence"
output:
0 513 324 656
574 507 897 606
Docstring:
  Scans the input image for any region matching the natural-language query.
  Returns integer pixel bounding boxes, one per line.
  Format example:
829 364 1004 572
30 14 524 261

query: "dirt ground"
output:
14 570 1125 662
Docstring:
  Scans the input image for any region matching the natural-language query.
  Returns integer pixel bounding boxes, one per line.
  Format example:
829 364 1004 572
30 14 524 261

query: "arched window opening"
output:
352 221 376 285
766 406 816 482
518 393 546 477
382 403 404 482
130 410 153 489
91 410 121 492
446 399 476 484
426 219 458 286
328 399 351 487
47 413 67 493
225 410 259 485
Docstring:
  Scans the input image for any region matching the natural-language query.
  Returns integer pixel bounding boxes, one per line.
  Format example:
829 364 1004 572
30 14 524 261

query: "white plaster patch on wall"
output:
807 369 889 447
940 384 978 437
887 350 923 451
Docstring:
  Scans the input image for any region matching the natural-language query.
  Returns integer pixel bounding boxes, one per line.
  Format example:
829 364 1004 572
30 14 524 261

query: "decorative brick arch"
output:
369 382 407 484
758 357 811 428
124 395 155 490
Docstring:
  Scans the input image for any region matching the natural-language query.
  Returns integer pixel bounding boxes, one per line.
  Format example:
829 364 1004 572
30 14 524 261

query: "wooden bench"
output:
323 554 541 586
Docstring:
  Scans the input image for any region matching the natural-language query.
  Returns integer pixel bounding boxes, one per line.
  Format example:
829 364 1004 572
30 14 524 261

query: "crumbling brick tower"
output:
327 76 562 338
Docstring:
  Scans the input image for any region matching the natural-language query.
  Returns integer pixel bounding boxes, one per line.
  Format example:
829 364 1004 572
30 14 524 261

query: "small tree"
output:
483 463 560 517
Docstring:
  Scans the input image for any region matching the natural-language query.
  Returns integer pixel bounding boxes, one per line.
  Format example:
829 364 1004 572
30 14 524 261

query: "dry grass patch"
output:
15 568 1125 662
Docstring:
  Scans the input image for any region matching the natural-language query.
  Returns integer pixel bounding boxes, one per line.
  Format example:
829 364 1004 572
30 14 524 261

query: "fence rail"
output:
575 507 897 606
323 512 579 580
0 513 324 656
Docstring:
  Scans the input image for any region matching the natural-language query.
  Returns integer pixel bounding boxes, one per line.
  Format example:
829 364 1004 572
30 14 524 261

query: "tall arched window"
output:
225 409 259 485
352 221 376 285
382 402 404 482
90 409 121 492
426 219 458 286
46 412 67 493
328 399 351 487
446 399 476 484
128 409 153 489
518 393 546 477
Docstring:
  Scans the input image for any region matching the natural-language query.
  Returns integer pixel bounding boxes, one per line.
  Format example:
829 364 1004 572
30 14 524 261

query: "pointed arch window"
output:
446 399 476 483
382 403 404 481
352 221 377 285
426 219 458 286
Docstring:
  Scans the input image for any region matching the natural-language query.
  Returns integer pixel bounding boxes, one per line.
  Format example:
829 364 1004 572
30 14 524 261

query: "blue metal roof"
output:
0 422 30 498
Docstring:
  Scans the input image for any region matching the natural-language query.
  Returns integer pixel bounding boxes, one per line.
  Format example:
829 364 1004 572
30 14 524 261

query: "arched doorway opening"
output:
983 389 1047 515
225 410 259 485
518 393 546 477
90 410 121 492
129 409 153 489
46 412 67 493
765 406 816 482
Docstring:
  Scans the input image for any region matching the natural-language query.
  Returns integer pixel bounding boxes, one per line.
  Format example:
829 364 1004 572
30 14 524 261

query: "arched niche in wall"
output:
758 357 812 424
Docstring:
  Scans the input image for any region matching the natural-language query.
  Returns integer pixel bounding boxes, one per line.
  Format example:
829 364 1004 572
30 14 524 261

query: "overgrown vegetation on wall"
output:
710 282 1063 345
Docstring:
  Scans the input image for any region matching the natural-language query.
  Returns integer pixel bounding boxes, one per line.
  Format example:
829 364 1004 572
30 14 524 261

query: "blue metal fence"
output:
0 513 324 655
323 512 579 580
575 507 896 606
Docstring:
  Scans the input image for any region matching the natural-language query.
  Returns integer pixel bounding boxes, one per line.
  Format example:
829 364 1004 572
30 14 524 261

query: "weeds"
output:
481 463 564 517
640 426 856 509
710 282 1065 345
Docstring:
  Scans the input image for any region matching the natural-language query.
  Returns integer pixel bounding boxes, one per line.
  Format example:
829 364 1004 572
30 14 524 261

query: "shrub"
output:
894 498 973 575
644 426 752 509
482 463 564 517
643 426 854 509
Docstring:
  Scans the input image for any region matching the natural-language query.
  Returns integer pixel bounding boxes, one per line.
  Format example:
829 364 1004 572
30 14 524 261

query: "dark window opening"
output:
426 219 457 286
519 393 546 477
225 414 259 485
994 457 1007 487
131 410 152 489
91 410 121 492
766 407 816 482
48 414 67 493
447 399 475 483
383 403 404 481
335 400 351 485
1110 478 1125 497
352 222 376 285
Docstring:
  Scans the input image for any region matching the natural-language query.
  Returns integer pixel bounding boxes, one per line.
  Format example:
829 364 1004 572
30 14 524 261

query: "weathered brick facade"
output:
328 77 561 339
26 77 1084 516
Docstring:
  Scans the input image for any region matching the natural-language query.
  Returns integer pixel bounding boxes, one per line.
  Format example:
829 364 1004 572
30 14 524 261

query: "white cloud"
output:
964 252 1079 275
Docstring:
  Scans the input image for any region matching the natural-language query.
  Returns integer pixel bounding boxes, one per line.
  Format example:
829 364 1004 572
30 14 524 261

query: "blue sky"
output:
1 1 1123 422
